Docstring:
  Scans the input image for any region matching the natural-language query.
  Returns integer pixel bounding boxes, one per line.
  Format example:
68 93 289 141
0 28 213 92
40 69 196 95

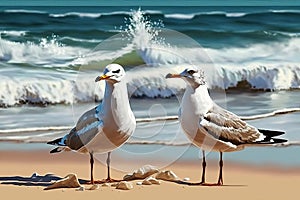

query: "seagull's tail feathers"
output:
50 147 65 154
258 129 285 137
257 129 287 144
47 136 68 154
47 136 66 146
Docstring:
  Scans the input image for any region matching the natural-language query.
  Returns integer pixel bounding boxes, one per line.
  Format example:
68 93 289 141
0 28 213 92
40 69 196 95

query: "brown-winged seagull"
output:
166 67 287 186
47 64 136 184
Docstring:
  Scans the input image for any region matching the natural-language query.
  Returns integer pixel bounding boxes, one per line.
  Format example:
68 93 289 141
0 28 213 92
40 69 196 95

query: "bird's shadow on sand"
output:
0 173 88 187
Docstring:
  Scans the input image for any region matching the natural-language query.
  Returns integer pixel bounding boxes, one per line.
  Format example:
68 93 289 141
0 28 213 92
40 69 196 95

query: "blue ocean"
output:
0 5 300 168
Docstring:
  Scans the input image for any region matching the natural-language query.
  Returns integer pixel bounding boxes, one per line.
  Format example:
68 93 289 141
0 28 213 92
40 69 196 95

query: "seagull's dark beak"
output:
95 74 110 82
165 73 181 79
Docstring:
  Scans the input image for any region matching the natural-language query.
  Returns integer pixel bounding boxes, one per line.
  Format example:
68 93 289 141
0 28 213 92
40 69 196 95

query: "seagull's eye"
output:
187 70 196 75
112 69 120 74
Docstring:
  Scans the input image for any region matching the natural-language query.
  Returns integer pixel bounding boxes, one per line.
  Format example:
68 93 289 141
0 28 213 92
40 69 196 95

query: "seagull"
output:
47 64 136 184
166 67 287 186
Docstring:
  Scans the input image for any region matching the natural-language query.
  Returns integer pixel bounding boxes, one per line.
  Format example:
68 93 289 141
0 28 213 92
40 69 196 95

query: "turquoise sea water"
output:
1 0 300 6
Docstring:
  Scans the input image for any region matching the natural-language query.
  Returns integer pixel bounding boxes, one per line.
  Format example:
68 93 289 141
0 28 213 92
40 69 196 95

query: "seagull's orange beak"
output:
95 74 111 82
165 73 181 79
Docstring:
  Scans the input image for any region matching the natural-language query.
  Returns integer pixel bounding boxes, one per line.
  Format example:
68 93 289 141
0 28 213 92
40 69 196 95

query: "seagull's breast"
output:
180 86 213 134
179 85 243 152
79 81 136 154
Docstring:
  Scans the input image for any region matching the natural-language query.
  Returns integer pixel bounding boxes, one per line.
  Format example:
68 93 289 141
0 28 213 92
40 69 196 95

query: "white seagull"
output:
166 67 287 186
48 64 136 184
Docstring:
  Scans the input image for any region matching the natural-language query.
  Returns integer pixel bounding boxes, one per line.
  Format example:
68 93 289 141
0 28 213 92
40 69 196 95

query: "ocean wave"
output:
3 30 300 67
0 30 27 37
4 9 47 14
3 8 300 21
60 36 103 44
1 63 300 107
164 13 196 20
49 10 162 18
163 9 300 20
0 37 89 66
2 36 300 106
269 31 300 37
0 75 106 107
225 12 247 17
49 12 102 18
1 8 300 107
163 11 277 20
270 9 300 14
48 10 162 19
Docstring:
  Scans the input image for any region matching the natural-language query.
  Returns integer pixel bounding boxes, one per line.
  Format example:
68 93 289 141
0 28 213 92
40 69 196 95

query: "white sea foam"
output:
164 13 195 20
60 36 103 43
49 10 162 19
225 12 247 17
4 9 47 14
0 30 27 37
164 11 247 19
1 62 300 107
0 37 89 66
270 9 300 14
50 12 102 18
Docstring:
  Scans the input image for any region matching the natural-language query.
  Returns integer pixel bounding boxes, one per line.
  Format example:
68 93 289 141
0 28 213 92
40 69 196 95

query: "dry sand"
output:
0 150 299 200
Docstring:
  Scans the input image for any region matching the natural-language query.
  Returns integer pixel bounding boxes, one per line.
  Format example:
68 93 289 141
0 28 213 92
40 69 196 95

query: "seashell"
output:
145 177 160 185
155 170 179 182
115 181 133 190
142 179 152 185
123 165 159 181
45 173 81 190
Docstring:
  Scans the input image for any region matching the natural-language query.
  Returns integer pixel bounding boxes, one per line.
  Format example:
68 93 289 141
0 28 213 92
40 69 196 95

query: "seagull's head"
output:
166 67 206 87
95 63 126 83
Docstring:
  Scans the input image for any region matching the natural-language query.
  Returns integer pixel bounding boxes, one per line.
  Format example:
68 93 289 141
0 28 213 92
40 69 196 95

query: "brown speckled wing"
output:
201 103 262 145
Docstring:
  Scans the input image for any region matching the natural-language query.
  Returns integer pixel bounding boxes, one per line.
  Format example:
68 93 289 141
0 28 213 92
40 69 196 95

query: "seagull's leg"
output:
175 150 207 186
217 152 224 185
90 152 94 184
106 151 111 181
100 151 121 183
175 151 224 186
200 150 206 184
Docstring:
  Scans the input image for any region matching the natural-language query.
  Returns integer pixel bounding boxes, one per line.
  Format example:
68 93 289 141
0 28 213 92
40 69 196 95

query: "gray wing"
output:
66 106 102 150
200 103 263 145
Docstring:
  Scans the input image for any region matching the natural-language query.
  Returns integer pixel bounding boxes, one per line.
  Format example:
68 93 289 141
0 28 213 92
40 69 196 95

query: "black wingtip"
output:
258 129 285 137
50 147 63 154
257 129 287 144
47 137 63 146
271 138 288 144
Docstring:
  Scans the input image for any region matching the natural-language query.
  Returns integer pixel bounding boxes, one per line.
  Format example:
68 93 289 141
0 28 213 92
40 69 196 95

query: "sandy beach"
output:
0 149 299 200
